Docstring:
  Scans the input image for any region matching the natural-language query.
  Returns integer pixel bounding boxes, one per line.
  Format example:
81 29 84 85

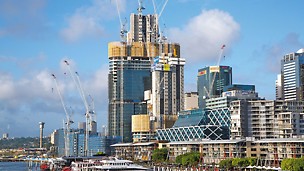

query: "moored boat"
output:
71 157 149 171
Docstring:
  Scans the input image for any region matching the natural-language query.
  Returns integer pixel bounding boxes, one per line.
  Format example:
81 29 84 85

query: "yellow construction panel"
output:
132 114 150 132
108 42 127 58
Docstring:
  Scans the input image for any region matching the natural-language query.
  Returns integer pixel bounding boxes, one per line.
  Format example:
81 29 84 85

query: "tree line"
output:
151 148 304 171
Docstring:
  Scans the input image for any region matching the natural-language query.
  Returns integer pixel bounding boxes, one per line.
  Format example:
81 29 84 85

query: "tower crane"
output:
51 74 73 156
115 0 128 142
64 60 93 156
204 44 226 98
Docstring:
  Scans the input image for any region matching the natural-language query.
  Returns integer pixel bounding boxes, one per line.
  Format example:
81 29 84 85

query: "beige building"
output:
230 100 304 140
184 92 199 110
112 138 304 167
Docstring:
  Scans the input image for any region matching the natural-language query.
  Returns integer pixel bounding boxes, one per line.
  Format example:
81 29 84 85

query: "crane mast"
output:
64 60 91 156
205 44 226 98
51 74 73 156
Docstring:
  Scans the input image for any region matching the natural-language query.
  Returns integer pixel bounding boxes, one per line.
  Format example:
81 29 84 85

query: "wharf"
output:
0 158 25 162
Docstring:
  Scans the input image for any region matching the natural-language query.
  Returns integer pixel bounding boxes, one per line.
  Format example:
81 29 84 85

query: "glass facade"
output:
52 128 115 157
108 57 151 143
156 108 230 141
223 84 255 92
281 50 304 101
197 66 232 109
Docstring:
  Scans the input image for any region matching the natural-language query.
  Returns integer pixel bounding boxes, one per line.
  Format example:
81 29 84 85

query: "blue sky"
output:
0 0 303 138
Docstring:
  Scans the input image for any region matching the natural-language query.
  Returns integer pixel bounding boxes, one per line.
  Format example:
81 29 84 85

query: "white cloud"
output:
0 73 15 100
61 0 126 42
168 9 240 64
0 57 109 137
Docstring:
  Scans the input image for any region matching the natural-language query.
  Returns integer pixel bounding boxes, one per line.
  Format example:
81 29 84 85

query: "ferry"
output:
70 157 149 171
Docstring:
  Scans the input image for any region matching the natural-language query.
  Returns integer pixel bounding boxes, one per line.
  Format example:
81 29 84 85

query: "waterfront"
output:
0 162 40 171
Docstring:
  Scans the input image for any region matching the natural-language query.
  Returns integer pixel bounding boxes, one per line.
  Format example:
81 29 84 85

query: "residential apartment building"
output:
230 100 304 139
111 138 304 167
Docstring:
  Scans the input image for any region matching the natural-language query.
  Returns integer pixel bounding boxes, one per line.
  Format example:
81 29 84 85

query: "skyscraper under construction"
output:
108 3 185 143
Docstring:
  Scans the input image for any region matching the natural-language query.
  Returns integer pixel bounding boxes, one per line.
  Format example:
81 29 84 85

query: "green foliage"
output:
152 148 168 163
281 158 304 171
0 137 51 149
175 152 201 167
232 158 250 168
247 157 257 166
219 158 233 171
175 154 183 164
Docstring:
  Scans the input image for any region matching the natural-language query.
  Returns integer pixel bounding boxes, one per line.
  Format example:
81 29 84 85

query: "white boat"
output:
70 157 149 171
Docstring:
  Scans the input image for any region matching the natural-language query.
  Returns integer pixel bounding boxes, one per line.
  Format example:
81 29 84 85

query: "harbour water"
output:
0 162 40 171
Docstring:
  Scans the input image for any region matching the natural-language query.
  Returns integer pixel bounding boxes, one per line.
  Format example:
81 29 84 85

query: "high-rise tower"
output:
151 43 185 130
197 66 232 108
108 3 159 142
108 42 153 142
281 48 304 101
108 3 185 142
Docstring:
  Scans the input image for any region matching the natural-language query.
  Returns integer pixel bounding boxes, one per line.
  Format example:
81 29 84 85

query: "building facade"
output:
151 47 185 130
197 66 232 108
50 128 114 157
281 48 304 101
128 13 159 43
156 108 230 142
108 6 185 143
230 100 304 140
111 138 304 167
184 92 199 110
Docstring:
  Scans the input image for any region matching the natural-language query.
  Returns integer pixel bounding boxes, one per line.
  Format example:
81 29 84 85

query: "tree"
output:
219 158 233 171
247 157 257 166
232 158 250 170
281 158 304 171
152 148 168 163
175 152 200 167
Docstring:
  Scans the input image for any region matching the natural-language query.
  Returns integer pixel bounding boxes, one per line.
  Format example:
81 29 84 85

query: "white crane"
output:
114 0 128 142
51 74 73 156
64 60 92 156
204 44 226 98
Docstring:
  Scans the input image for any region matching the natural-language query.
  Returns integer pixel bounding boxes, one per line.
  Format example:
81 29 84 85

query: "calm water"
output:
0 162 41 171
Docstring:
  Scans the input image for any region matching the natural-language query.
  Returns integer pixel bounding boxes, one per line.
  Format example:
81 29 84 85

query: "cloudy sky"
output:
0 0 303 138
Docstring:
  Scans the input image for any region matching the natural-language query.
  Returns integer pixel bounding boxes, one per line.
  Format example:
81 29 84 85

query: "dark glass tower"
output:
108 42 152 142
108 6 159 142
197 66 232 108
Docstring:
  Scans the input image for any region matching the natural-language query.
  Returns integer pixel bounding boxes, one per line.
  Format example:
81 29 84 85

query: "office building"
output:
2 133 8 139
197 66 232 108
156 108 230 142
108 5 185 143
281 48 304 101
223 84 255 92
151 47 185 130
206 87 259 110
50 128 114 156
184 92 199 110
